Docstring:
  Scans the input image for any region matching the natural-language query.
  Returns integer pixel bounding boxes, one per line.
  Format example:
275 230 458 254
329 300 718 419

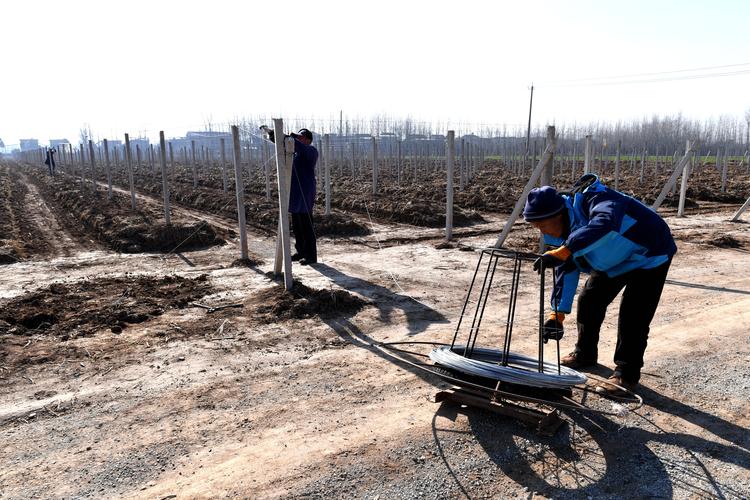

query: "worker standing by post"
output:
264 126 319 265
44 147 56 175
523 173 677 395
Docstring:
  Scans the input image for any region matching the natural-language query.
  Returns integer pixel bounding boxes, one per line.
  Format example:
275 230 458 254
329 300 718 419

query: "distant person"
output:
523 174 676 396
264 127 319 265
44 148 56 175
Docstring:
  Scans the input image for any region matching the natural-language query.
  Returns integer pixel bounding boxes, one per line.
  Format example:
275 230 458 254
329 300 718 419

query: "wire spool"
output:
429 345 587 389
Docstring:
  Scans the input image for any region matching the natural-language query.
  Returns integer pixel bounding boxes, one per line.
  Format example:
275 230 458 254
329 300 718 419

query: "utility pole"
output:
525 84 534 161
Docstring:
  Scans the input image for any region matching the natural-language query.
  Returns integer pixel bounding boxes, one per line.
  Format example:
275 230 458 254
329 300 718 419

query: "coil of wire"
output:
429 345 587 389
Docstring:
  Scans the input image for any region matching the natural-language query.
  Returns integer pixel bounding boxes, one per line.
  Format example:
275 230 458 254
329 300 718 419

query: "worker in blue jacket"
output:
264 127 319 265
288 128 319 265
523 174 676 395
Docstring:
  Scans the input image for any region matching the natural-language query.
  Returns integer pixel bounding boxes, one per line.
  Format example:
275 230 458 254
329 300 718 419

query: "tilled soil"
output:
0 164 51 263
109 167 372 237
0 274 212 339
1 159 748 499
29 169 227 253
250 279 371 323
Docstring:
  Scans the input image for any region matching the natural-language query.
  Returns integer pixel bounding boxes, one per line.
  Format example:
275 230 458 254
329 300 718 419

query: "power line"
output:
538 62 750 88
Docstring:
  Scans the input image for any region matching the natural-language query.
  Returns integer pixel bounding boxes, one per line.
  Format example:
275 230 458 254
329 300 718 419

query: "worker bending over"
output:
523 174 676 395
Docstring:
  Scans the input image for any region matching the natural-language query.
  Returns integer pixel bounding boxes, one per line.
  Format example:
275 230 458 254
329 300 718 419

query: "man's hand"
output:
542 312 565 343
533 246 572 273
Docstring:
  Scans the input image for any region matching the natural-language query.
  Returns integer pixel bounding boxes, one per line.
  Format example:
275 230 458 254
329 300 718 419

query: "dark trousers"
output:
574 258 672 383
291 212 316 261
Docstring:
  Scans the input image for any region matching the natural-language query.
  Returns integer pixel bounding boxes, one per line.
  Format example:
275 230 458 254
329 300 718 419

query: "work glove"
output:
542 312 565 343
533 246 571 274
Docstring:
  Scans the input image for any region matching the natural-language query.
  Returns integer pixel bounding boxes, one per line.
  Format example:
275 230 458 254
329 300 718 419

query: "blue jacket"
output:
545 176 676 313
289 139 318 213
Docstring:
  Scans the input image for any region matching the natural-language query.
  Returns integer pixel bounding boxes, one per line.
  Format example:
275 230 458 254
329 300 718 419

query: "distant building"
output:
98 139 123 149
20 139 40 151
49 139 70 149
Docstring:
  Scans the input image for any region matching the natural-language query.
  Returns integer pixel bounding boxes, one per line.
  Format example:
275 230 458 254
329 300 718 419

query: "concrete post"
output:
445 131 455 241
652 141 693 211
103 139 112 200
191 140 197 188
640 150 646 183
584 135 592 174
88 140 97 194
539 126 556 252
571 144 577 181
721 147 728 192
324 134 331 216
614 140 621 191
124 134 136 210
678 149 692 218
231 126 248 260
396 140 402 185
264 141 271 201
271 119 294 290
371 136 378 194
169 142 175 177
220 137 228 193
495 139 556 249
157 132 171 225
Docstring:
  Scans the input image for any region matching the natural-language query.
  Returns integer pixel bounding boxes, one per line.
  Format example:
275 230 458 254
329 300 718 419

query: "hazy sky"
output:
2 0 749 146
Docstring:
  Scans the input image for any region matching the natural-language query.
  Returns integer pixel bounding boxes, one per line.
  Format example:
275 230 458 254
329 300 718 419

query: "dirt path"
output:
19 172 84 257
1 169 749 498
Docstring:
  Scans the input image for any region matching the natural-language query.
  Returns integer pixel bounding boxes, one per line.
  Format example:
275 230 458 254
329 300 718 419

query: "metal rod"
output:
469 254 501 357
451 252 485 349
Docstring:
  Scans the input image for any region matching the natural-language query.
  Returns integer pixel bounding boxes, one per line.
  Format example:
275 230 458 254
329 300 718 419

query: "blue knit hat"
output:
523 186 565 221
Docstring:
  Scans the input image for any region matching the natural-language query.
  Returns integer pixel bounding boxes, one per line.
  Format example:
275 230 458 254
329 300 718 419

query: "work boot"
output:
291 253 303 262
594 374 638 397
560 351 597 369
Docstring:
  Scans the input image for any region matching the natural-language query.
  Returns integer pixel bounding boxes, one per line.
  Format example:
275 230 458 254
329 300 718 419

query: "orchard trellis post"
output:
324 133 331 216
677 147 692 218
584 135 592 174
652 141 693 211
271 118 294 290
495 126 556 249
230 126 248 261
614 140 621 191
88 140 97 194
103 139 113 200
220 137 228 193
124 133 136 210
158 131 171 226
371 136 378 194
445 130 455 241
539 126 555 252
191 140 197 188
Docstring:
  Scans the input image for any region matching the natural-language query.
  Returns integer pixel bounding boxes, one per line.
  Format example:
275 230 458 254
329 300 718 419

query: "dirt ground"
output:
1 159 749 499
